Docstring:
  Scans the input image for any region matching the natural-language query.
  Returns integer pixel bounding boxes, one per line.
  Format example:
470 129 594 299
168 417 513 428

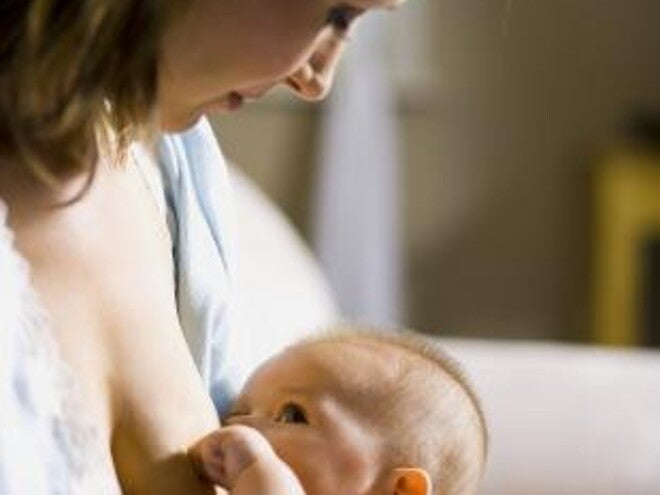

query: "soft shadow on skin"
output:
119 452 225 495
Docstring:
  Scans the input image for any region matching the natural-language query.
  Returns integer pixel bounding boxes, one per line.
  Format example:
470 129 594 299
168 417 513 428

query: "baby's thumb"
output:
188 426 273 488
189 430 229 486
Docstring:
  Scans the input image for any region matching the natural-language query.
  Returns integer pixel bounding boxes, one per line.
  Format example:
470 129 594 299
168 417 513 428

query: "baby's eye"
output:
325 4 362 34
276 402 309 424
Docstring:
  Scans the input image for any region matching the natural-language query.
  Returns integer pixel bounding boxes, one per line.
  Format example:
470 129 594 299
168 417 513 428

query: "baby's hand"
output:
189 425 305 495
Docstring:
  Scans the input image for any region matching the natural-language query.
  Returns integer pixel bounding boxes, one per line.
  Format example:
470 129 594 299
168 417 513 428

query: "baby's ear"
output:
387 467 432 495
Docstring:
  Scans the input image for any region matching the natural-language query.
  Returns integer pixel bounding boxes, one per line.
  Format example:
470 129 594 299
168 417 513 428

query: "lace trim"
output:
0 201 121 494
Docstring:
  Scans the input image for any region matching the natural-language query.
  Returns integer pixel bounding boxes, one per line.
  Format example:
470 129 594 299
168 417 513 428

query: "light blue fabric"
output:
158 117 245 415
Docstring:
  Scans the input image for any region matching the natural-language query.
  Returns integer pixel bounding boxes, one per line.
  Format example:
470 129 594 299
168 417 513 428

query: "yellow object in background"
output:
592 148 660 346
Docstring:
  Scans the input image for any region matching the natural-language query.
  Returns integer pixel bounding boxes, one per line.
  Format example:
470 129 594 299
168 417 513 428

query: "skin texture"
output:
159 0 404 130
226 342 386 495
190 336 488 495
191 341 433 495
0 0 405 493
190 425 306 495
0 158 220 495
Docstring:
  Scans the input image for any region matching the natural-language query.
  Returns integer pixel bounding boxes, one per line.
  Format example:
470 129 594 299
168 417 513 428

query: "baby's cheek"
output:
264 435 330 494
326 437 381 495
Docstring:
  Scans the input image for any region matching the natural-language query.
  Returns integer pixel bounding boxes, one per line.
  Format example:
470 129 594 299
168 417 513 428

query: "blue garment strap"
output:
157 118 242 414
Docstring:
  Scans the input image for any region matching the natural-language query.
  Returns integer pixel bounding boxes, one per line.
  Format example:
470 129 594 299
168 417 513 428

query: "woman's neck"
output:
0 150 102 225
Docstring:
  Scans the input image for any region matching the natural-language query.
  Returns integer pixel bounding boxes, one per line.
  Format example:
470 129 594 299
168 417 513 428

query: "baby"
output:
189 330 487 495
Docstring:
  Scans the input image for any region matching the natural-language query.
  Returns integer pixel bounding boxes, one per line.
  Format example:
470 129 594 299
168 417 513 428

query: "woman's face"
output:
158 0 403 130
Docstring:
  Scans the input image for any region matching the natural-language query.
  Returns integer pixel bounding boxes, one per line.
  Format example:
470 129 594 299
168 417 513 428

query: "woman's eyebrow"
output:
355 0 405 10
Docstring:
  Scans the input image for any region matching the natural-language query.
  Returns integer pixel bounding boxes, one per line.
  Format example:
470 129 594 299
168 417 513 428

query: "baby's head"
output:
226 329 487 495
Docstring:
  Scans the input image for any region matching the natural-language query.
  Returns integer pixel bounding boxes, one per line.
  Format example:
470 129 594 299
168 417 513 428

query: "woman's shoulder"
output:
0 157 98 244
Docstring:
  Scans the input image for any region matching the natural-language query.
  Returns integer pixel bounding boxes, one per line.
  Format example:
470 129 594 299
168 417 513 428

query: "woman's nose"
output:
285 36 346 101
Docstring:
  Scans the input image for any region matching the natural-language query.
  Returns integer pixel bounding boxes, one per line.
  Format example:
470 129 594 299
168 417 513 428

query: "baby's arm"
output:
189 425 305 495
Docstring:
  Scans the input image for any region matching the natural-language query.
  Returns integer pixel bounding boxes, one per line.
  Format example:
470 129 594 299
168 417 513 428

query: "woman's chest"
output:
10 163 218 493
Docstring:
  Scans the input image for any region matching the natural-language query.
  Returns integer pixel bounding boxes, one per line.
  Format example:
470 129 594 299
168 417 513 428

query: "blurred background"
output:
212 0 660 347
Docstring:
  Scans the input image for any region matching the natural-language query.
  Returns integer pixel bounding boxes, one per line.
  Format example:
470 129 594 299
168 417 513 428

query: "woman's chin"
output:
159 107 205 132
159 94 244 133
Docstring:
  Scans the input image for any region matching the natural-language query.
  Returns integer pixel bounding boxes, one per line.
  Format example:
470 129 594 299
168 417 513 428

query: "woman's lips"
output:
206 92 244 113
227 91 244 110
206 85 272 114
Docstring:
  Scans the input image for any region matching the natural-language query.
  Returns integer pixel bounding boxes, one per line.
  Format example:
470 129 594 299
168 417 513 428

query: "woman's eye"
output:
325 4 361 33
276 403 309 424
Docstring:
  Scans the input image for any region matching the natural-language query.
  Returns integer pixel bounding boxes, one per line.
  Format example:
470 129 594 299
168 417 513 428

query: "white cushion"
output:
230 167 340 368
443 339 660 495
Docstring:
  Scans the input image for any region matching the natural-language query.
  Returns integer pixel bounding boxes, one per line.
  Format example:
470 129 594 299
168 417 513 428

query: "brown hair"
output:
0 0 185 189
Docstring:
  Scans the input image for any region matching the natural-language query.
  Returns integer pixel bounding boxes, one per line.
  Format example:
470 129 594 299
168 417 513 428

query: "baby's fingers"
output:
189 431 230 486
189 425 274 488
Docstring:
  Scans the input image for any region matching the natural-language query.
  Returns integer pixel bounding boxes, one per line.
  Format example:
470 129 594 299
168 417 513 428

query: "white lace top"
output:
0 201 122 494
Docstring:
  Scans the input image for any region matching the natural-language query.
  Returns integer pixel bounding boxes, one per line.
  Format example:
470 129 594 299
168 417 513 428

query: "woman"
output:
0 0 403 493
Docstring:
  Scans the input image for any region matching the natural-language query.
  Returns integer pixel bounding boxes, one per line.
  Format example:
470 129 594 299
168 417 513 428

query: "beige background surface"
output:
211 0 660 341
